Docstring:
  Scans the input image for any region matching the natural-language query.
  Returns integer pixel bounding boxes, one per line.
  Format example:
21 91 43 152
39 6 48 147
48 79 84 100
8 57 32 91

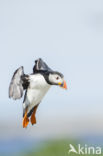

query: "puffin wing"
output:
9 66 27 100
33 58 52 73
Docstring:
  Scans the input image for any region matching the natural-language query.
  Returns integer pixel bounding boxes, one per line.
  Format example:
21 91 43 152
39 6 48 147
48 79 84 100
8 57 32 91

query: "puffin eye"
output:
56 76 59 80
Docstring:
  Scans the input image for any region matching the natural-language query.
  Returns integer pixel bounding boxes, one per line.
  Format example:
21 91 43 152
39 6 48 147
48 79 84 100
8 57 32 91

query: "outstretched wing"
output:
9 66 28 100
33 58 52 73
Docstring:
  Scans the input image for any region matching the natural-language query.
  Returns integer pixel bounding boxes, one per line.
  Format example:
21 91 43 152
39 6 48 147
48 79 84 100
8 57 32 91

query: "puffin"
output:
9 58 67 128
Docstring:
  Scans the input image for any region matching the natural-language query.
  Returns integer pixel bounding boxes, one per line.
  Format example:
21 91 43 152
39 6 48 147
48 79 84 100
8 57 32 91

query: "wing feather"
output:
9 66 24 100
33 58 52 73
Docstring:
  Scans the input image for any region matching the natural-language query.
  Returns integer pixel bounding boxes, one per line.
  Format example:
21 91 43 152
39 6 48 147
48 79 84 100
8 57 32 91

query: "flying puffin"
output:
9 58 67 128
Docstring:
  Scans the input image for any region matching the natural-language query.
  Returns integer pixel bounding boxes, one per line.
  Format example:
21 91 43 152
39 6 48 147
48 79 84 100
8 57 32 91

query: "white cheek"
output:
49 74 63 84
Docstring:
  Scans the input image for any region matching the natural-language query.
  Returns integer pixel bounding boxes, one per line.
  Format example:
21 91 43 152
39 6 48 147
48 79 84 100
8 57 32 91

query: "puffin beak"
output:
62 80 67 89
58 80 67 89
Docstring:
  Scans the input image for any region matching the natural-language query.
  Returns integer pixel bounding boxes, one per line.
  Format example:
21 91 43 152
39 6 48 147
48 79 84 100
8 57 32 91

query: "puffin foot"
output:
30 105 38 125
31 114 36 125
23 109 29 128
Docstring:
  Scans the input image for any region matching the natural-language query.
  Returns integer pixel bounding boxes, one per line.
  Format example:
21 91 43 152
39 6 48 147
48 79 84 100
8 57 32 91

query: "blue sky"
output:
0 0 103 131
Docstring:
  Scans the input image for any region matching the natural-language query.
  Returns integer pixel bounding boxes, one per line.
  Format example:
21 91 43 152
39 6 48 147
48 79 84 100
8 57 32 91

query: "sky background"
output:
0 0 103 138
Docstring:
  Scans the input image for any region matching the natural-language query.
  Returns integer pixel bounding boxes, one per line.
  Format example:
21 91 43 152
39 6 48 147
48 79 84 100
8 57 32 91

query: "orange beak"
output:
59 80 67 89
62 80 67 89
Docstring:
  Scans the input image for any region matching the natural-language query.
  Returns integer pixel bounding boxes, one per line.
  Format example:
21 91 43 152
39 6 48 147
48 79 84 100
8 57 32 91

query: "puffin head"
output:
48 71 67 89
33 58 67 89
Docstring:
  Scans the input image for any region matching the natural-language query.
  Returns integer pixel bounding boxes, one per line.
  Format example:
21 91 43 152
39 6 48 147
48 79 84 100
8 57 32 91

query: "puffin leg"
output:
31 105 38 125
22 108 29 128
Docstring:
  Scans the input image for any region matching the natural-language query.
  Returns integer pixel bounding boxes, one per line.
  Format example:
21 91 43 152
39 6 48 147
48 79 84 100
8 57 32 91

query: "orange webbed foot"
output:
30 105 38 125
31 114 36 125
23 110 29 128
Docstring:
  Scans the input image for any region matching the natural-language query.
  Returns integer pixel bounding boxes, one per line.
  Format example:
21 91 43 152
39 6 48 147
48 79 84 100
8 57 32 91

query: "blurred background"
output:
0 0 103 155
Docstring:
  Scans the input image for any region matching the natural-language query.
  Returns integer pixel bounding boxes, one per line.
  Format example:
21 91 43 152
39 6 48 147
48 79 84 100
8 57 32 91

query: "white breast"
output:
23 74 51 113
